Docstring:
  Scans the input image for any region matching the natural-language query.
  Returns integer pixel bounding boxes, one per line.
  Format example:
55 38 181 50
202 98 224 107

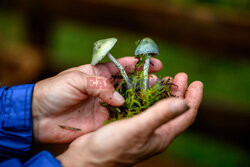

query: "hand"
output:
32 57 162 143
57 73 203 167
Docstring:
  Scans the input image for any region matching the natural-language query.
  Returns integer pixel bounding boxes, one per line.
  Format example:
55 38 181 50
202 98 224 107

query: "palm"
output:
38 96 108 143
33 57 162 143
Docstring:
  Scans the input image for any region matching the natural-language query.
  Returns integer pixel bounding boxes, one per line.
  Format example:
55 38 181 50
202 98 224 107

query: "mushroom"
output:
91 38 131 89
134 37 159 89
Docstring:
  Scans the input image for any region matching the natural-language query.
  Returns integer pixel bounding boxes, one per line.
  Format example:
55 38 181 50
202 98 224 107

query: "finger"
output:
58 64 96 76
148 76 173 88
101 57 162 76
163 76 173 87
163 76 173 82
148 74 158 87
156 81 203 141
171 72 188 98
148 76 172 88
129 98 189 137
78 73 125 106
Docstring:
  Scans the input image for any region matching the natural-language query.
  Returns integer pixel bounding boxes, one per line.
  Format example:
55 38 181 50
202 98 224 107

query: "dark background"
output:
0 0 250 166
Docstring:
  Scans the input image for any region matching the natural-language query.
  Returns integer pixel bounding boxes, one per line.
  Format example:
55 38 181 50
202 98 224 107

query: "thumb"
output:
130 98 189 137
80 74 125 106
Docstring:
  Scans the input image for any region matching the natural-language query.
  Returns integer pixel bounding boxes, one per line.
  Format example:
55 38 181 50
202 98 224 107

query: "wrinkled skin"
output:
32 57 162 143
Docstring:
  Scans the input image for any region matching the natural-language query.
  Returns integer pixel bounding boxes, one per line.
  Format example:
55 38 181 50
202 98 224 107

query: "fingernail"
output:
170 99 188 114
112 91 125 104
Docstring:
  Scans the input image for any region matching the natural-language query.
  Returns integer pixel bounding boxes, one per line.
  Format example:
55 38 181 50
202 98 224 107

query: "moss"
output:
101 54 173 123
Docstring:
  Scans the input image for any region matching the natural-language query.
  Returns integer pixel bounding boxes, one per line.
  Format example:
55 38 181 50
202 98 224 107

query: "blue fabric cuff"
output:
0 158 22 167
0 84 35 160
0 151 61 167
1 84 35 131
23 151 62 167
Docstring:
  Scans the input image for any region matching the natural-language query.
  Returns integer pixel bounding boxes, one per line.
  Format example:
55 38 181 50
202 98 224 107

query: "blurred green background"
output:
0 0 250 166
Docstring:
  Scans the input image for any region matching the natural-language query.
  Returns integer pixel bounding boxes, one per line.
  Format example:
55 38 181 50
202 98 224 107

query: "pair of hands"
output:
32 57 203 167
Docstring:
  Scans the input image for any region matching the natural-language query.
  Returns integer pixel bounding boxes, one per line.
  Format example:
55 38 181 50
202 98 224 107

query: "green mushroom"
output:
91 38 131 89
135 37 159 89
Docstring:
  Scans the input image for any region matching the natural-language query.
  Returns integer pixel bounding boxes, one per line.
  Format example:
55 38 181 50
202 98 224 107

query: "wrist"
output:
32 83 43 142
57 148 94 167
57 141 120 167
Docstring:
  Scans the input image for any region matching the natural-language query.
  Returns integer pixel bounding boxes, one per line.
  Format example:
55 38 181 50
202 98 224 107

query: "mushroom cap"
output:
135 37 159 56
91 38 117 65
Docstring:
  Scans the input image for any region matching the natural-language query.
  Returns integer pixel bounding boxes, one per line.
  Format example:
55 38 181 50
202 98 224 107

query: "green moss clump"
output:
101 54 174 123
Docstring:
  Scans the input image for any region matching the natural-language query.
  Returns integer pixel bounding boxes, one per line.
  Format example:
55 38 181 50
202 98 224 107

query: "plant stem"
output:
143 56 150 89
107 53 131 89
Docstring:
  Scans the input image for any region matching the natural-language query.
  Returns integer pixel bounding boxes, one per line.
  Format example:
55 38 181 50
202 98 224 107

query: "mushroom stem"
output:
143 56 150 89
107 53 131 89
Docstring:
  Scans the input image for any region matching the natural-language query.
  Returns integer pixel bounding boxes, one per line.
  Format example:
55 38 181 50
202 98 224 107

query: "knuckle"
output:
129 132 149 150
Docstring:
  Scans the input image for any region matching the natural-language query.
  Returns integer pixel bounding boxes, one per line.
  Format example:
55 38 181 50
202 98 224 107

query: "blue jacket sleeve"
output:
0 85 62 167
0 84 35 161
0 151 61 167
